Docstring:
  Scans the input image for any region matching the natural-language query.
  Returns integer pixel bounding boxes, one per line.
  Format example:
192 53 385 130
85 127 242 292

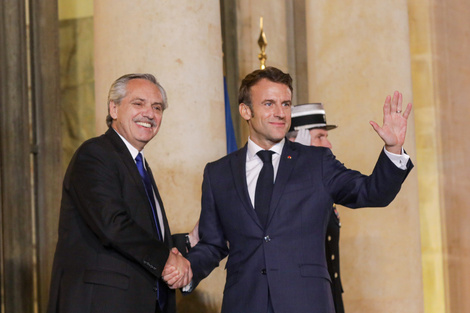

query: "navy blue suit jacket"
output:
187 139 412 313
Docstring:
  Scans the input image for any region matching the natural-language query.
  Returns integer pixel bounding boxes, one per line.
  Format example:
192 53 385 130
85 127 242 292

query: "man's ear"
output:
239 103 252 121
109 101 118 119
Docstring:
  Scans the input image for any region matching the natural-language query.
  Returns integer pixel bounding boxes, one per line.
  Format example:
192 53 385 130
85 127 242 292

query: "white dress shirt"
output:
383 147 410 170
246 137 285 208
114 129 165 239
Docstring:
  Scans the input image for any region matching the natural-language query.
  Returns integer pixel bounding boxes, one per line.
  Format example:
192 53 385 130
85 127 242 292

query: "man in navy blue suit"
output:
167 67 413 313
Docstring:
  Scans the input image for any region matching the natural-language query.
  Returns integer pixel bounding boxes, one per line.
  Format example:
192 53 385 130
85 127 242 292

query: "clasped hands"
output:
162 248 193 289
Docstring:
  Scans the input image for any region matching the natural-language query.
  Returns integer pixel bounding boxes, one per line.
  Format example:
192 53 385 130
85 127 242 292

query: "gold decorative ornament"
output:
258 17 268 70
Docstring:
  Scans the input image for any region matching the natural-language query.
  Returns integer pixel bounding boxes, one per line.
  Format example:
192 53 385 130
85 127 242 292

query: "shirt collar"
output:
113 128 143 161
247 137 285 160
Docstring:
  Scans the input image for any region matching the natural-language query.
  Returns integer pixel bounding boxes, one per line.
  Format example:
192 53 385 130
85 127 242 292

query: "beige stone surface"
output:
305 0 423 312
59 16 95 170
237 0 289 75
94 1 226 310
58 0 93 20
431 1 470 312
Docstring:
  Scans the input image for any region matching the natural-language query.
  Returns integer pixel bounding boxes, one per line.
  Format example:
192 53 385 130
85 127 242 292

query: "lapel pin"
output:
287 156 292 159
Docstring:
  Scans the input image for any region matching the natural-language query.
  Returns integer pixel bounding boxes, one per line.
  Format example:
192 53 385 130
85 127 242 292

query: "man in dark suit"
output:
175 67 413 313
47 73 192 313
287 103 344 313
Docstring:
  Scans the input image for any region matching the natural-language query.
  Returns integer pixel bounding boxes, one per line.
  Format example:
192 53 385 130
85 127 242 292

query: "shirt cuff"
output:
182 280 193 293
383 147 409 170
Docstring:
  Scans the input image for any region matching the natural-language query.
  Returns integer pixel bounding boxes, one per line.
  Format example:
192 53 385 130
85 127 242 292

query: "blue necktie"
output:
135 153 166 310
255 150 275 228
135 153 163 240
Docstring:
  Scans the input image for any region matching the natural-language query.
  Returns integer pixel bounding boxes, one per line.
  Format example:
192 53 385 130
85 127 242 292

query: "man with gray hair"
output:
47 73 192 313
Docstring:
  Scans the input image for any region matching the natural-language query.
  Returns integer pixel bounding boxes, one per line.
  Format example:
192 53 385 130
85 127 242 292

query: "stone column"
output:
305 1 422 312
94 0 226 310
31 1 62 311
0 1 34 312
420 0 470 312
408 1 446 312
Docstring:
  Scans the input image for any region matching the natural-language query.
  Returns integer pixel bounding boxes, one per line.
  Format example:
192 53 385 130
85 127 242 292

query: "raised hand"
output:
369 91 412 154
162 248 193 289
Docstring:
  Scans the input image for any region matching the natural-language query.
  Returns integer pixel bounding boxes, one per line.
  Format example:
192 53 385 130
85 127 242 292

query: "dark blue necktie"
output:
255 150 275 228
135 153 163 240
135 153 166 310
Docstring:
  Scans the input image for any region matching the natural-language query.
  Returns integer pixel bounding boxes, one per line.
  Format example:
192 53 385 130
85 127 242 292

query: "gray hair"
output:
106 73 168 127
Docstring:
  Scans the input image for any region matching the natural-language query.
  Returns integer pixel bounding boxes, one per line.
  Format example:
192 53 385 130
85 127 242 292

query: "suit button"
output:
264 235 271 242
327 235 332 241
331 254 335 260
153 286 158 292
261 269 267 275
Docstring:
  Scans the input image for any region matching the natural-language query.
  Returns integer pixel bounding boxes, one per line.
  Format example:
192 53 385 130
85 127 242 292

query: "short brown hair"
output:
238 66 293 110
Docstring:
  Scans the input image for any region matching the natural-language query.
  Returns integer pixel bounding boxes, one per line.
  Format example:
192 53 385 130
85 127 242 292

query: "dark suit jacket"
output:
47 128 182 313
187 139 412 313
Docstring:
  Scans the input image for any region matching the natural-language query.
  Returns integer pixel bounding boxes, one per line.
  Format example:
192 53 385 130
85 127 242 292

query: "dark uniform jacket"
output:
326 205 344 313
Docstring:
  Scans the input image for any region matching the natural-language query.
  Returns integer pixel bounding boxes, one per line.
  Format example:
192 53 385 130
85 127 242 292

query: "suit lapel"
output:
231 145 263 228
266 140 298 228
104 129 167 243
104 129 145 196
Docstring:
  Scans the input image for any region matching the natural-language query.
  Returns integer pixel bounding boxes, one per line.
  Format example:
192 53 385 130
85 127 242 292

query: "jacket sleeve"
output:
322 148 413 208
186 163 229 291
172 233 189 257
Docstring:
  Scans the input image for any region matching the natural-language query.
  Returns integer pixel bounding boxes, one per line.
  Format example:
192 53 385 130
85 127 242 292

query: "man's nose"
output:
274 104 286 118
142 106 155 118
325 139 332 149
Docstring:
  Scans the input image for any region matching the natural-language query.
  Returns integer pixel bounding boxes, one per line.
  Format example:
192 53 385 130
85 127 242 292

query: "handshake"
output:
162 247 193 289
